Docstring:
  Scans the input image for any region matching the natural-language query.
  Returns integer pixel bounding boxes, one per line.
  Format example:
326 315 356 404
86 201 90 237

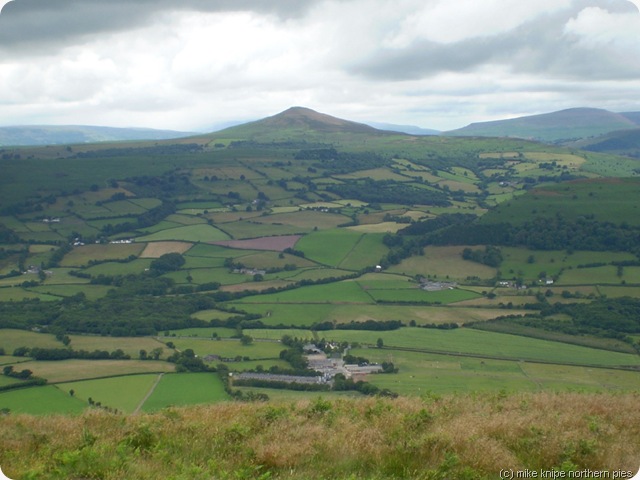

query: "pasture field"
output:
100 199 148 216
0 376 20 387
321 328 640 367
231 302 526 327
387 245 497 280
0 356 25 366
135 220 182 234
135 224 229 243
233 251 318 269
221 359 291 371
182 256 226 268
0 287 59 302
252 210 350 230
520 362 640 391
60 243 145 267
285 267 353 282
141 372 229 412
84 258 153 276
243 329 314 341
59 374 160 413
338 233 389 270
295 229 364 267
67 335 170 358
163 267 252 285
367 288 481 304
140 241 193 258
0 385 86 414
236 280 375 304
166 327 238 338
10 360 175 383
166 337 284 359
165 213 208 225
358 348 640 395
500 248 636 282
0 329 61 352
128 197 163 209
557 266 625 285
41 268 91 285
175 201 224 210
185 243 261 258
482 178 640 226
356 273 417 290
215 220 303 239
29 284 113 300
347 222 405 233
357 349 535 395
597 285 640 298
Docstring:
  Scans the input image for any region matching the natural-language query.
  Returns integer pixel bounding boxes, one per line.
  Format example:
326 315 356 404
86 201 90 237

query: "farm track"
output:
133 372 164 414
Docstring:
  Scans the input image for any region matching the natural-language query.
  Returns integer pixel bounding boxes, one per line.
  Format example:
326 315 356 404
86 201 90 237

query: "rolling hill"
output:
0 125 197 147
444 107 639 143
571 128 640 158
208 106 395 142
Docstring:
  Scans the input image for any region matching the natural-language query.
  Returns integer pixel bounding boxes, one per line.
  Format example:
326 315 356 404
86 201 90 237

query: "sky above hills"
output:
1 0 639 132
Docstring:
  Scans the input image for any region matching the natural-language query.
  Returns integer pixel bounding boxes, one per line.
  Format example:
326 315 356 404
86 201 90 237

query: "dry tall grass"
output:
1 392 638 479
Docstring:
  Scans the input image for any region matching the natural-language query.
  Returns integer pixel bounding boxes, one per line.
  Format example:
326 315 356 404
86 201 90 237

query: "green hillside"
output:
1 106 640 420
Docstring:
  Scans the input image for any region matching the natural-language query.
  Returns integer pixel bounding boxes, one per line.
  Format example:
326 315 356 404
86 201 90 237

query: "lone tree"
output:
240 334 253 346
376 338 384 349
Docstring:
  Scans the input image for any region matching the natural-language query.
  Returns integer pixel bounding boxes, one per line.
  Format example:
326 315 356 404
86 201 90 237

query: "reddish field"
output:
211 235 301 251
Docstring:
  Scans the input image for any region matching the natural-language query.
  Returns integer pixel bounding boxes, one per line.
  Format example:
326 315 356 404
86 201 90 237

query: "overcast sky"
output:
1 0 639 131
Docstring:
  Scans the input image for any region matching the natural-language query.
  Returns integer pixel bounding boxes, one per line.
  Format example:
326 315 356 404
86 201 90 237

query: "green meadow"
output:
141 373 228 412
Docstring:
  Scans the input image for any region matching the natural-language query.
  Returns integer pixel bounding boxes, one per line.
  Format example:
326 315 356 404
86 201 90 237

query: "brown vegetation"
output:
1 392 638 479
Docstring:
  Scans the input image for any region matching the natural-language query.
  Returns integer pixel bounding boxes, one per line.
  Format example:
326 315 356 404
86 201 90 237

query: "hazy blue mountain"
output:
0 125 197 146
443 108 638 143
365 122 439 135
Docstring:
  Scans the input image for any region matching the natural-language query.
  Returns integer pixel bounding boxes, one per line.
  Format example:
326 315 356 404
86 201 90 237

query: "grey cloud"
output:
350 0 640 81
0 0 318 53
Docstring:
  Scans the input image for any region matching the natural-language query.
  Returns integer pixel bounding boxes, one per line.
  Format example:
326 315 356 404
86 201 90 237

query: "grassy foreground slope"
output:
1 393 638 480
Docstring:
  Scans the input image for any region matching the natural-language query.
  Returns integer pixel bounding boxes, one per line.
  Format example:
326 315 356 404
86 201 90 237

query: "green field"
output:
321 327 640 367
338 233 389 270
167 327 238 338
0 329 61 352
67 335 170 359
60 243 145 267
236 280 375 304
11 359 175 383
482 178 640 226
355 348 640 395
166 337 284 359
0 385 86 414
29 284 113 300
59 374 160 413
230 302 525 327
141 372 228 411
387 245 497 280
367 288 481 304
295 229 364 267
136 224 230 243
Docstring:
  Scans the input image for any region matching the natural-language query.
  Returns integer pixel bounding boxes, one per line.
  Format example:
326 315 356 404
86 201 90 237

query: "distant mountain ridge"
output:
444 108 640 143
0 125 197 147
365 121 439 135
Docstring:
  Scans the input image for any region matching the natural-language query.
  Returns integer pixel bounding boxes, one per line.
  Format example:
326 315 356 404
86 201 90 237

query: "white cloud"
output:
564 6 640 48
0 0 639 130
385 0 572 46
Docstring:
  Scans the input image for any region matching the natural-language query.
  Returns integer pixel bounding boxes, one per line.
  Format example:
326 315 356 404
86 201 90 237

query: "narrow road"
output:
133 372 164 414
